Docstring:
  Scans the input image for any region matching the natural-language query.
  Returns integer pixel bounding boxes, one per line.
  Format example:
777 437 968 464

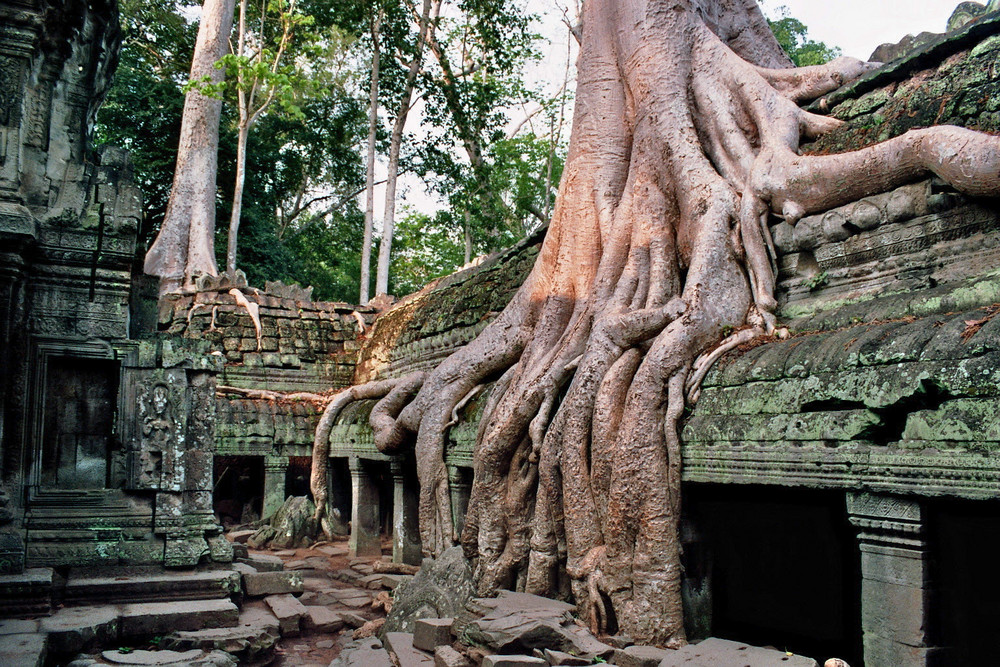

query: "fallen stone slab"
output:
384 631 434 667
101 649 205 665
74 648 237 667
413 617 454 651
41 604 119 653
264 594 308 637
243 570 304 596
274 550 297 557
333 568 364 584
434 645 472 667
539 648 591 666
481 656 547 667
614 644 668 667
464 595 612 658
338 595 372 608
303 606 344 633
241 554 284 572
163 606 280 663
228 530 255 544
119 599 239 638
359 573 385 590
339 611 368 628
0 633 46 667
328 636 393 667
658 637 819 666
316 544 348 557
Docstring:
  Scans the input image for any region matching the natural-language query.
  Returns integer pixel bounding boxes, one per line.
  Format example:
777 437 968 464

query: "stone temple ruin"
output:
2 0 1000 665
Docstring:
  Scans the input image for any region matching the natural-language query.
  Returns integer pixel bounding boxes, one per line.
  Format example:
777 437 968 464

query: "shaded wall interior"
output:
41 357 121 489
684 484 862 666
214 455 264 525
285 456 312 499
930 498 1000 665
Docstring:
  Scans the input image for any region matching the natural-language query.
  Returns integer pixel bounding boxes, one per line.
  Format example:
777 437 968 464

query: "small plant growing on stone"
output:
804 271 829 291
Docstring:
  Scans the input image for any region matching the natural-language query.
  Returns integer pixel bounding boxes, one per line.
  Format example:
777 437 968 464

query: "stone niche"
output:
0 0 229 577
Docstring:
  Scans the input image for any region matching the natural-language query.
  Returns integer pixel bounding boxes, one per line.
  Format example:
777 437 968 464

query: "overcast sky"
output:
763 0 965 59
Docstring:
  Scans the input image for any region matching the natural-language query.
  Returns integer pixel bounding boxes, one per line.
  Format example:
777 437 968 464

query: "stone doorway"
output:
684 484 863 665
39 357 121 489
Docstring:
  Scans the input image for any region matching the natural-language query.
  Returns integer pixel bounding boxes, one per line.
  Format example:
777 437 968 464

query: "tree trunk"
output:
337 0 1000 647
374 0 435 298
144 0 235 294
360 9 382 305
227 121 249 276
225 0 249 278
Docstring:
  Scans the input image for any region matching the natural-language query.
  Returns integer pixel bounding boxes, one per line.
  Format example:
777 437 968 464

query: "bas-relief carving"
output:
131 374 186 491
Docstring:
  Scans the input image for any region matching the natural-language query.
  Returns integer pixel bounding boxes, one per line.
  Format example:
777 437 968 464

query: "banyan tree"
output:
312 0 1000 646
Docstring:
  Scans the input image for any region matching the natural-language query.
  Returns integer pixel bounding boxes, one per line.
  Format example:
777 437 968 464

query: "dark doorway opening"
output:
930 498 1000 665
214 455 264 526
41 357 120 488
685 484 862 666
285 456 312 499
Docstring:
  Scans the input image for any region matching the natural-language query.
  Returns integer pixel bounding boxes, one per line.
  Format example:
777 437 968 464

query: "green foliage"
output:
97 0 368 300
389 209 467 296
767 6 841 67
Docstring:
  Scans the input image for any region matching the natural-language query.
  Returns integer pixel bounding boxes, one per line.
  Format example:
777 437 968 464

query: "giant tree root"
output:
314 0 1000 646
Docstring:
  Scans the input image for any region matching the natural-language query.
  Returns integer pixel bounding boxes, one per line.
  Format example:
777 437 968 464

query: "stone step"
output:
64 567 241 605
383 631 434 667
0 568 54 618
119 599 240 638
163 606 280 664
0 633 47 667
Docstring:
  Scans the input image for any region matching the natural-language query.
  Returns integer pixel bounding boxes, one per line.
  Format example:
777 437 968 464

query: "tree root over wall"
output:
313 0 1000 647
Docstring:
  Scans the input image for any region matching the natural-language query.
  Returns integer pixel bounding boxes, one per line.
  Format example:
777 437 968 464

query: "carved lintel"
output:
847 491 925 550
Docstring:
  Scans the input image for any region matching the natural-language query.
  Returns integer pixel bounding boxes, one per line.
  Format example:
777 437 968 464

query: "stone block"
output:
119 599 239 638
40 605 119 653
481 656 546 667
330 637 393 666
100 648 206 664
413 617 454 651
243 570 303 597
434 645 472 667
303 606 344 633
0 633 46 667
384 631 434 666
540 649 591 665
339 611 368 628
658 637 818 666
264 594 307 637
861 579 927 646
614 644 668 667
246 554 285 572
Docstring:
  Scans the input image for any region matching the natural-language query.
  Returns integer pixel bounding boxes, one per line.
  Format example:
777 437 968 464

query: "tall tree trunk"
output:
360 9 382 305
226 121 249 276
374 0 435 298
330 0 1000 646
144 0 235 294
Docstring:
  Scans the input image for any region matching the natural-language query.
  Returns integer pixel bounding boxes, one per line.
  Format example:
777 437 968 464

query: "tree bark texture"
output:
330 0 1000 646
144 0 235 293
361 9 383 305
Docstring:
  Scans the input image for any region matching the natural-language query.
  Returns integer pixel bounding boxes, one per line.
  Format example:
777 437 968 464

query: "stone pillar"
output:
349 457 381 558
847 492 946 667
263 456 289 519
448 466 472 539
390 461 422 565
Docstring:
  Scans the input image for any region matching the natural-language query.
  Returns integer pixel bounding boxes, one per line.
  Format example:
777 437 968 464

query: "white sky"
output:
387 0 967 220
766 0 964 59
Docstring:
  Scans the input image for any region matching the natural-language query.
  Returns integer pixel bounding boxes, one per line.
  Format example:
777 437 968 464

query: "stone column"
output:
847 492 947 667
348 457 381 558
448 466 472 539
390 461 422 565
262 456 289 519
